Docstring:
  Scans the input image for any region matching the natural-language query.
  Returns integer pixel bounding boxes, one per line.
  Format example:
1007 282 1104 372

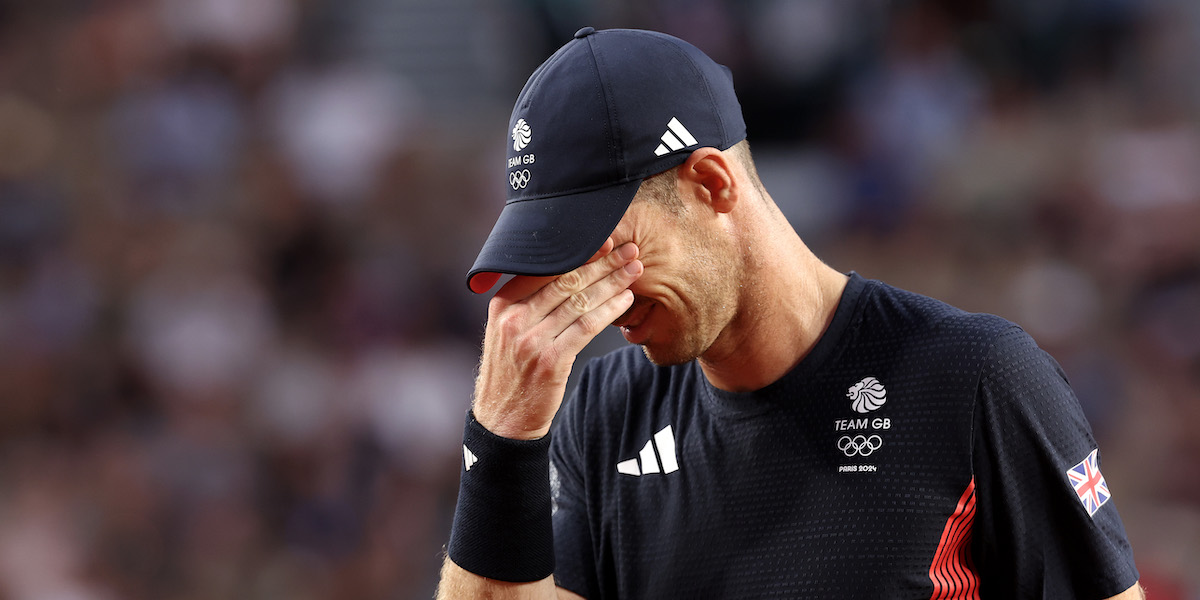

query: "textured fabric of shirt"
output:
549 273 1139 599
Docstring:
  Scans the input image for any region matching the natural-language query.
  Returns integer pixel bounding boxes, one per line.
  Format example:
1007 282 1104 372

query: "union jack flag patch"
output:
1067 448 1111 517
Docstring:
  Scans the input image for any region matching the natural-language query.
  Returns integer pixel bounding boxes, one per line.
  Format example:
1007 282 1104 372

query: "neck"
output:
697 208 848 393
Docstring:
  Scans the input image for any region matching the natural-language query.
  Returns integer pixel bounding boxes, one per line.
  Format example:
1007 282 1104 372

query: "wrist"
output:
472 407 552 440
447 410 555 582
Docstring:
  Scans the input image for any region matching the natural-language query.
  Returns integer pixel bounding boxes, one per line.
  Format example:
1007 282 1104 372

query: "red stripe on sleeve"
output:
928 478 981 600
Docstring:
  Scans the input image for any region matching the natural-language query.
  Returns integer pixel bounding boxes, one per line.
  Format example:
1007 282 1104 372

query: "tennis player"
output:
438 27 1143 599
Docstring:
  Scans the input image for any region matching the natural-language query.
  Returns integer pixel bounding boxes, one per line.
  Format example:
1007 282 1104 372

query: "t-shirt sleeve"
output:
971 325 1139 599
548 364 601 598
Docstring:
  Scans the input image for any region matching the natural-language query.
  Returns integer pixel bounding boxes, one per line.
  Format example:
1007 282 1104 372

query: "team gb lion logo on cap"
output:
512 118 532 151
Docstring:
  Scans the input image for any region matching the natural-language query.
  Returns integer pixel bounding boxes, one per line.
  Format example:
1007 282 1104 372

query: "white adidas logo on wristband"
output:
464 445 478 471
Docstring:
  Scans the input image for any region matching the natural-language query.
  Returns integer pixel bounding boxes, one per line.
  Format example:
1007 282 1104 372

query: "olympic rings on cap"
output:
837 434 883 457
509 169 531 190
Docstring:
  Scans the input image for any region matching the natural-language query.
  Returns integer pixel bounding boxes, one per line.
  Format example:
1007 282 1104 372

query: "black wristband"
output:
447 410 555 582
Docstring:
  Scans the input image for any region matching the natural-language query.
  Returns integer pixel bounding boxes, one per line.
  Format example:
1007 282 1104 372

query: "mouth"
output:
612 298 651 328
613 299 655 344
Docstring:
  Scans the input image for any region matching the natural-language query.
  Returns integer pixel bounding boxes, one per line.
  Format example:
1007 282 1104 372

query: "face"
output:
608 191 744 366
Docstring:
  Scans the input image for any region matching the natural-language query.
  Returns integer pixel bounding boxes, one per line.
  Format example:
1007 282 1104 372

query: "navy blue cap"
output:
467 28 746 293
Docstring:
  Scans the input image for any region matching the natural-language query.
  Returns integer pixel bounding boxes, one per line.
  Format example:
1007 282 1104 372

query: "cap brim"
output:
467 179 643 293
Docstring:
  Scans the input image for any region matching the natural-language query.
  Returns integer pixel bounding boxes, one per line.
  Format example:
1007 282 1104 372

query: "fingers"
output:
471 238 639 439
554 281 635 354
494 274 556 306
487 237 641 360
526 242 639 317
493 237 617 303
532 248 641 348
585 237 616 265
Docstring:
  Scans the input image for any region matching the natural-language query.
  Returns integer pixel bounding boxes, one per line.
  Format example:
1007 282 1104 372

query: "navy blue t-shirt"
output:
548 273 1138 599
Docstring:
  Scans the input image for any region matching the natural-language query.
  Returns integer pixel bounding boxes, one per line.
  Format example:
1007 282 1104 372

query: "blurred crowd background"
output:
0 0 1198 598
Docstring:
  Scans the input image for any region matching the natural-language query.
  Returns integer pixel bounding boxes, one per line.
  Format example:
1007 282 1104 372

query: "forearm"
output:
437 241 638 600
436 556 562 600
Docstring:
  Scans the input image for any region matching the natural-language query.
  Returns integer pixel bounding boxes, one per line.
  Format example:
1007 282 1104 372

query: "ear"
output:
678 147 737 214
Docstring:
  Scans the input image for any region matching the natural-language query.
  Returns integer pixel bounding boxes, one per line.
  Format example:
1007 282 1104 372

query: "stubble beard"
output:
638 309 712 367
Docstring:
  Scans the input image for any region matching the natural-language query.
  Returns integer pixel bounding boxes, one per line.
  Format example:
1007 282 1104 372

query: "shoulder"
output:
857 277 1020 356
976 324 1074 412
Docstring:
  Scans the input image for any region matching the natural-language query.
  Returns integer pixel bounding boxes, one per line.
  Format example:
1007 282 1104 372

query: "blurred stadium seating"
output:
0 0 1196 597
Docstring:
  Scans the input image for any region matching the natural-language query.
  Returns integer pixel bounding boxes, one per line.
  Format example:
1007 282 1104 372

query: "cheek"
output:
618 222 694 302
627 275 658 301
628 267 689 313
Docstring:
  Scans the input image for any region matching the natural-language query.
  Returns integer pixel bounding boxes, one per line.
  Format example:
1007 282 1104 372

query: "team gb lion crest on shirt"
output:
848 376 888 413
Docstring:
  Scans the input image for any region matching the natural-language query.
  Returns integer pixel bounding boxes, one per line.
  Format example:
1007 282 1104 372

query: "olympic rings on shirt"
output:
837 434 883 457
509 169 531 190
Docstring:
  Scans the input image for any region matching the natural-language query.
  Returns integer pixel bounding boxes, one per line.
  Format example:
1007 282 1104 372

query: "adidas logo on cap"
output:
654 117 699 156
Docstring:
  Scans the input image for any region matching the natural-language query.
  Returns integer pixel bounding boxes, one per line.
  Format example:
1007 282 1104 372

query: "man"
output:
438 27 1142 599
